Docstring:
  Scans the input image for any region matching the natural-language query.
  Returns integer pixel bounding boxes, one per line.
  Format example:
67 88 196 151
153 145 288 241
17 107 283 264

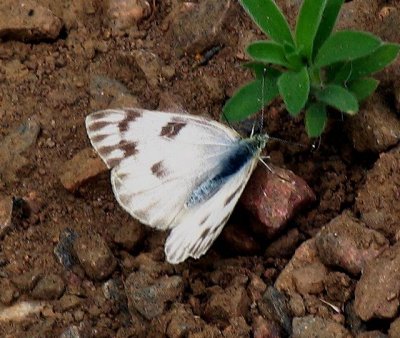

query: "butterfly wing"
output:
165 156 259 263
85 108 241 229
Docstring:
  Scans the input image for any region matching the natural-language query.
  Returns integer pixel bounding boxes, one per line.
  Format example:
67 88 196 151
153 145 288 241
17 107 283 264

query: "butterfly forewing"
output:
85 108 263 263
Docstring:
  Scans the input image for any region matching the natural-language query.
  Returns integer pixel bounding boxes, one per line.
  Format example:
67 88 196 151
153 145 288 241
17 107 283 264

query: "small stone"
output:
220 222 261 255
222 316 250 337
166 0 232 56
316 211 389 275
73 233 117 281
275 239 323 295
354 242 400 321
355 149 400 237
241 165 315 238
0 117 40 185
0 194 13 238
204 285 250 323
113 221 145 251
292 315 351 338
253 315 282 338
57 294 82 311
131 50 162 87
60 148 108 192
346 93 400 152
11 270 41 292
31 274 65 300
125 271 184 320
258 286 292 336
0 278 17 305
161 65 176 80
0 0 62 41
166 304 204 338
324 272 354 303
106 0 151 32
54 228 79 269
289 293 306 317
248 274 267 303
292 262 328 295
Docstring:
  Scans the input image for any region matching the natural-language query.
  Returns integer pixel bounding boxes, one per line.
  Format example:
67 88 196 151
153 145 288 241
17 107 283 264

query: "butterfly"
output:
85 108 269 264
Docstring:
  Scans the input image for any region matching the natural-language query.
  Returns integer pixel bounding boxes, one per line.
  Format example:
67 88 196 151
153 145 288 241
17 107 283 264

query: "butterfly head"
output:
252 133 269 151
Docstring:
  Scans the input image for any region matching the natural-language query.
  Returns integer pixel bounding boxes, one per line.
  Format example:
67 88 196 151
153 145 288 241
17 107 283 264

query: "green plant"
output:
223 0 400 137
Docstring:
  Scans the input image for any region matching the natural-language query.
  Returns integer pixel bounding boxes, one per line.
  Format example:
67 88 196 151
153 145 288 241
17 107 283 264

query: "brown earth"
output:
0 0 400 337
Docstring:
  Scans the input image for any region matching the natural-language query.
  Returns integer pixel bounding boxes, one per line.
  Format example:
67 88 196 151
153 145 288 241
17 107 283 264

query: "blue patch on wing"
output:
185 139 258 208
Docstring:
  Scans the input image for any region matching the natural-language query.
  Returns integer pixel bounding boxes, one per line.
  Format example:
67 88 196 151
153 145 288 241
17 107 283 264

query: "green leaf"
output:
223 72 280 122
316 84 358 114
314 31 382 68
313 0 344 58
295 0 327 62
348 78 379 101
305 102 327 137
247 41 289 67
278 67 310 116
347 43 400 80
243 63 281 80
239 0 294 46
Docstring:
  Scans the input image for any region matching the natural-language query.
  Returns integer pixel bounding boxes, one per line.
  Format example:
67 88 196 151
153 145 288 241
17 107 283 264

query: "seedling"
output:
223 0 400 137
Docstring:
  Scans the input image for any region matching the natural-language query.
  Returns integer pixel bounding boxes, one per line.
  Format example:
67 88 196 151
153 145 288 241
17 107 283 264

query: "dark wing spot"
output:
90 134 108 143
88 121 108 132
199 216 209 226
119 140 137 157
223 184 243 207
92 111 108 120
118 110 141 133
200 228 210 239
108 158 122 168
151 161 167 178
160 120 186 138
118 193 131 207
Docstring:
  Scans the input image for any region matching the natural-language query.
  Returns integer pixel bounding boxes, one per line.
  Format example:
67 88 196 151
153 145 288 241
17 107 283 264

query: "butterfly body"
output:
86 108 268 263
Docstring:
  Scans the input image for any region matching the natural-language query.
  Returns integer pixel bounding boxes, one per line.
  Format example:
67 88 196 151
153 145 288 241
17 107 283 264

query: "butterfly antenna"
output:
259 67 268 134
268 136 307 149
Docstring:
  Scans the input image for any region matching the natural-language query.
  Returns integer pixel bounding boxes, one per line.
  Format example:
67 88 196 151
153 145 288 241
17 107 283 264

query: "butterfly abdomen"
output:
185 139 260 208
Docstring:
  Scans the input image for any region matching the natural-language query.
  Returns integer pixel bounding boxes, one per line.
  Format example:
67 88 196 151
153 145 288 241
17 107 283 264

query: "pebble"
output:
355 148 400 237
113 221 145 251
166 0 232 56
54 228 79 269
0 301 45 322
166 304 204 338
0 194 13 238
73 233 117 281
292 315 351 338
292 262 328 295
354 242 400 321
204 285 250 323
389 317 400 338
265 228 302 258
0 117 40 185
241 165 315 238
31 274 65 300
258 286 292 336
106 0 151 32
316 211 388 275
125 270 184 320
11 270 41 292
346 93 400 152
59 148 108 192
131 50 162 87
253 315 282 338
0 278 17 305
0 0 62 41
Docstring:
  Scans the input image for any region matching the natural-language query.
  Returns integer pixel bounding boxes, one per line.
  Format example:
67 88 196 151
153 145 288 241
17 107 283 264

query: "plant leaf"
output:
243 63 281 80
295 0 327 62
347 43 400 80
247 41 289 67
239 0 294 46
305 102 327 137
312 0 344 58
348 78 379 101
278 67 310 116
223 72 280 122
314 31 382 68
316 84 358 114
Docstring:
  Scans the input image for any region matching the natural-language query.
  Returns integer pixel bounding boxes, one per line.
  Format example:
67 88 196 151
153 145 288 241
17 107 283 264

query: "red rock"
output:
220 221 261 255
315 211 389 275
105 0 151 32
265 228 302 258
59 148 108 192
292 262 328 295
241 165 315 238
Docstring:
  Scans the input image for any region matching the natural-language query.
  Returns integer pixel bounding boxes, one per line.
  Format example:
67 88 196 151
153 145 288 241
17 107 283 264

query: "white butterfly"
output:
85 108 268 264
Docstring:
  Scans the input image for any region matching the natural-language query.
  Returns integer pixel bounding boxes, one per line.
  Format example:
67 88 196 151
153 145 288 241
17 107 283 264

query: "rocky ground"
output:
0 0 400 337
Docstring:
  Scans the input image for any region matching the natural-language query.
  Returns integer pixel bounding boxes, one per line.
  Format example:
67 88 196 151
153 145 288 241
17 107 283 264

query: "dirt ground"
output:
0 0 400 337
